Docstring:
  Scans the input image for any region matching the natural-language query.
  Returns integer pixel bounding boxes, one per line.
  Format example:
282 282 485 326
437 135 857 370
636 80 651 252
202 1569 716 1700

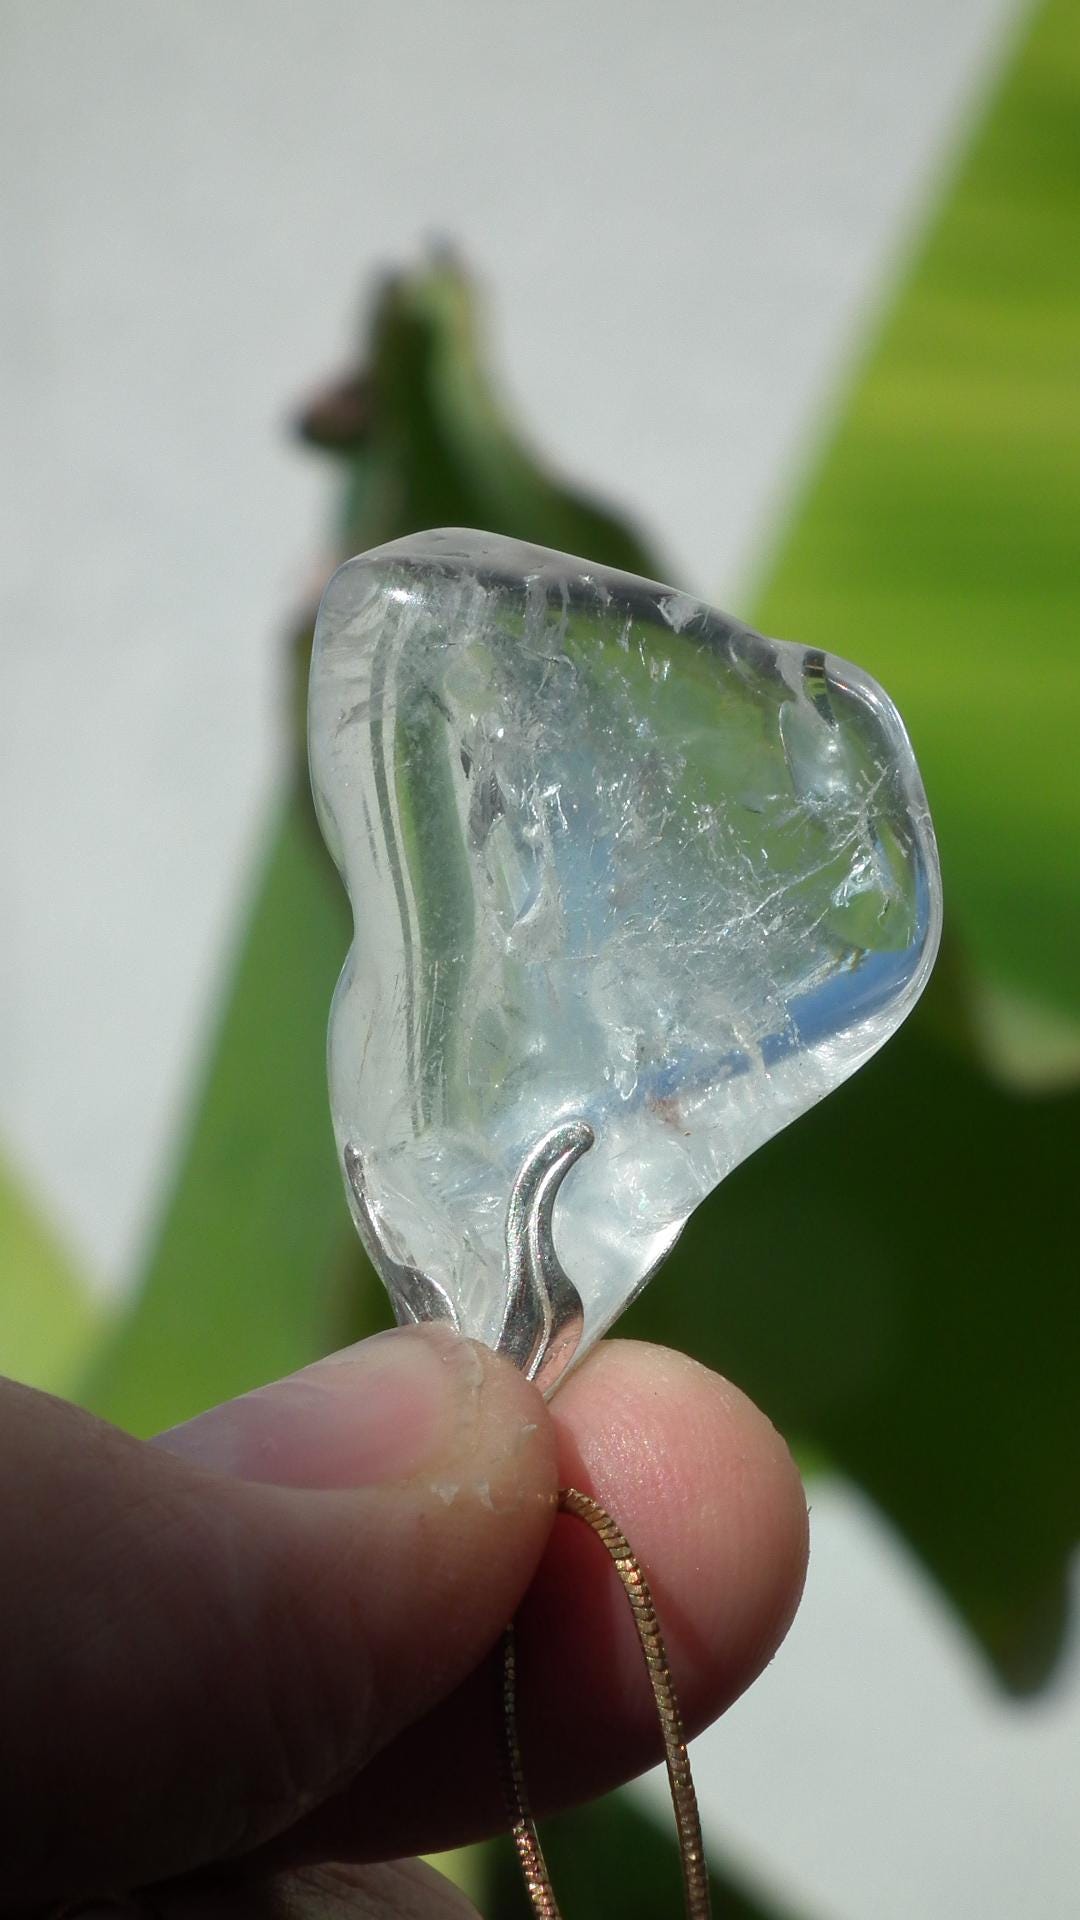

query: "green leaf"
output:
300 255 663 581
82 792 386 1434
423 1845 488 1908
629 963 1080 1691
753 0 1080 1055
487 1786 812 1920
0 1141 101 1395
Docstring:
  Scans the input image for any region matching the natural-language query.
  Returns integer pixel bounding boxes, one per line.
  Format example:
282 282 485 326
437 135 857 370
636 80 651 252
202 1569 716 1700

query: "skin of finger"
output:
0 1348 557 1909
147 1857 479 1920
266 1339 809 1866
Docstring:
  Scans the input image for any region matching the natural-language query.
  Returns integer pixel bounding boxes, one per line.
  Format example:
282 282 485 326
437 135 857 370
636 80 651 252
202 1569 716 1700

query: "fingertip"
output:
553 1339 809 1706
509 1338 808 1801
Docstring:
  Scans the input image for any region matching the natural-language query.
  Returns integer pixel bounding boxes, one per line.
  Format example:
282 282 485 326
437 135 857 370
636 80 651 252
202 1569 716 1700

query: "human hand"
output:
2 1327 807 1917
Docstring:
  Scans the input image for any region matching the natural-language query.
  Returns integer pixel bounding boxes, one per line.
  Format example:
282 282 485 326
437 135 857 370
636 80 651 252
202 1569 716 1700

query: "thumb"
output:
2 1326 556 1908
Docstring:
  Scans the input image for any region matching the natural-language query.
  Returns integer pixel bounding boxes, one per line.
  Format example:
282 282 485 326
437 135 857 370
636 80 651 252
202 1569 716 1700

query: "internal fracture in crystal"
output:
309 529 941 1360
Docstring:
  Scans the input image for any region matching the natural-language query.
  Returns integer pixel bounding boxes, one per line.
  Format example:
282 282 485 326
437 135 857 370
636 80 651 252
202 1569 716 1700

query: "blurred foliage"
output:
81 794 365 1434
0 1144 100 1397
0 0 1068 1910
755 0 1080 1059
304 250 659 583
487 1791 808 1920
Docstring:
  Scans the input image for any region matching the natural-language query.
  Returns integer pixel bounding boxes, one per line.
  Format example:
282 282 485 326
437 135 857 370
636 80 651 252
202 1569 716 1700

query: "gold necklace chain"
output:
500 1486 712 1920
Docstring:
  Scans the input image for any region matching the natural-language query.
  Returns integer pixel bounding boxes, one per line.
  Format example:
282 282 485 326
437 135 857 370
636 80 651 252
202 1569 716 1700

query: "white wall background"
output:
3 4 1077 1916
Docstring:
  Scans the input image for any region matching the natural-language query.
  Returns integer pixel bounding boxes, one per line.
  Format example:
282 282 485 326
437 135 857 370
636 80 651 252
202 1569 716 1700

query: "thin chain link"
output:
499 1486 713 1920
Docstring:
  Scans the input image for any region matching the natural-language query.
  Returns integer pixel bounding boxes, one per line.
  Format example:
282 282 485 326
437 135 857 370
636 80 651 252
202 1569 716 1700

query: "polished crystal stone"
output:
309 529 941 1360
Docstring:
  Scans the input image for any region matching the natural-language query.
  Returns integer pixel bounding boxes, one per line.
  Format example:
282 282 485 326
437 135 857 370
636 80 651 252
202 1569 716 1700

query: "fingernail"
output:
152 1324 481 1490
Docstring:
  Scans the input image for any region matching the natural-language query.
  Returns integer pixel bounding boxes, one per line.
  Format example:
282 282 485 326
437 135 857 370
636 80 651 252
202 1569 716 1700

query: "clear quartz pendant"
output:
309 529 941 1388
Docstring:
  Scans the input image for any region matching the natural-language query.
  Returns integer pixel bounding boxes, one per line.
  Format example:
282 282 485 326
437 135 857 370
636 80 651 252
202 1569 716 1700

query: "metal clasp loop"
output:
344 1118 594 1395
